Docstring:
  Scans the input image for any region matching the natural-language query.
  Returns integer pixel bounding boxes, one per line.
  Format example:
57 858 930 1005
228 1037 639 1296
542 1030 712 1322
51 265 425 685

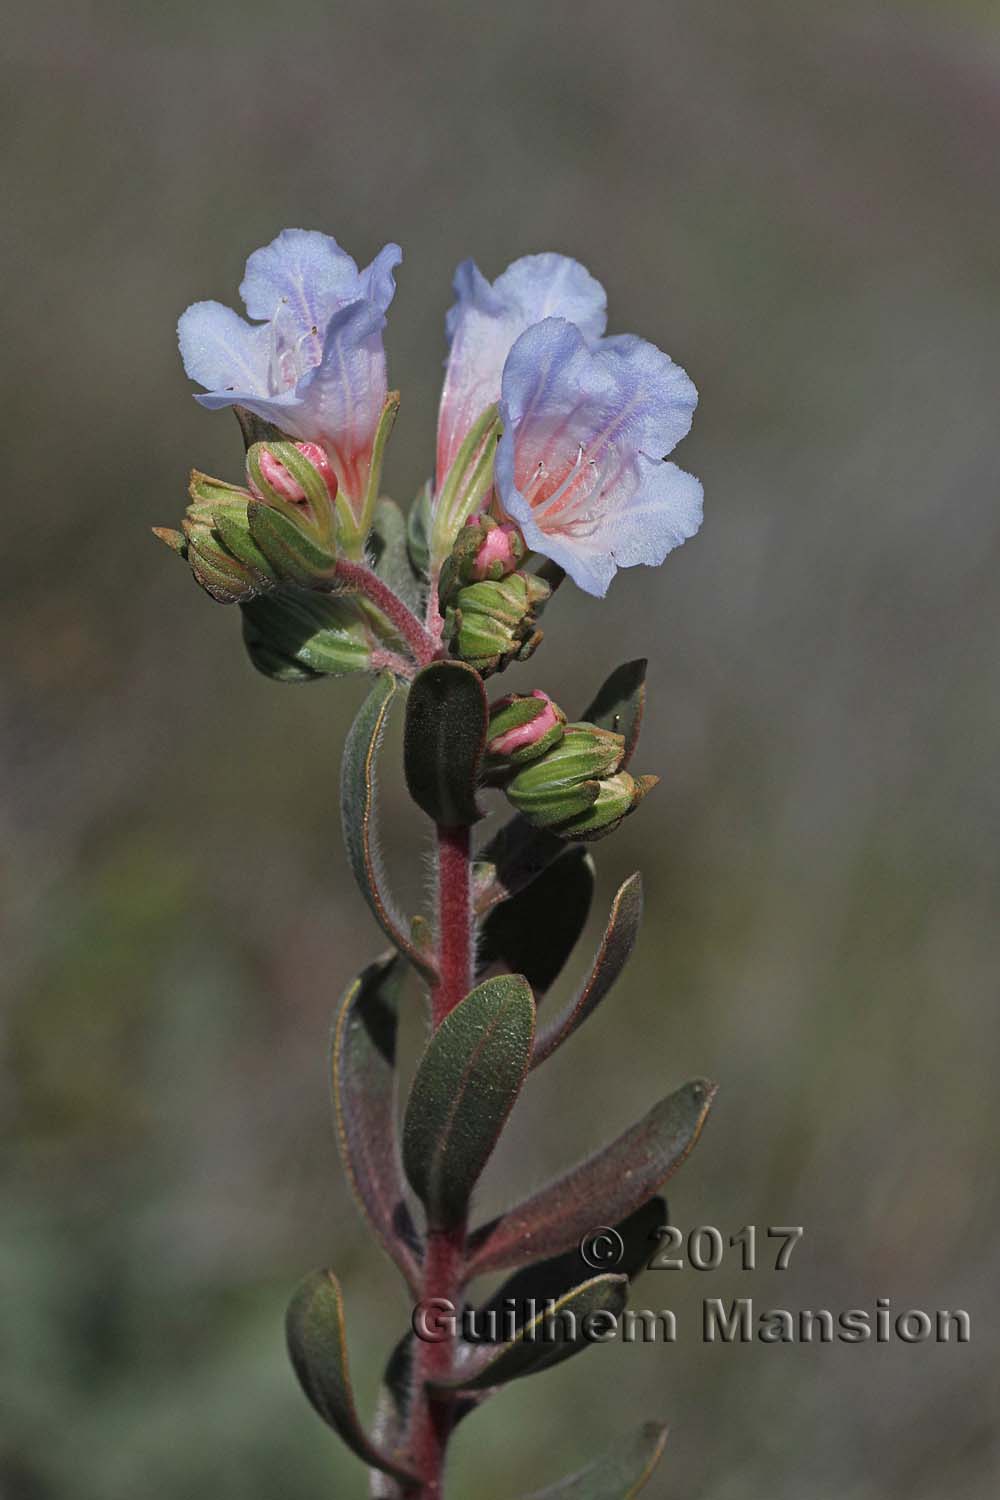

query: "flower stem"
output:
403 824 474 1496
334 559 438 668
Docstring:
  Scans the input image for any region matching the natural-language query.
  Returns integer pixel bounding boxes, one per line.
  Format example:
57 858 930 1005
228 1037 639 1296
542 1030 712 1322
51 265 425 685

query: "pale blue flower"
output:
495 318 702 598
436 253 607 486
178 229 401 519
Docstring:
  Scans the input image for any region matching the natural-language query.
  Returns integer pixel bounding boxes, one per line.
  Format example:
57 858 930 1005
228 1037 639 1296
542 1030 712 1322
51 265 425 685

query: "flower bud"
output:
248 441 338 506
438 514 526 604
553 771 659 842
486 690 566 767
503 722 658 840
444 570 551 677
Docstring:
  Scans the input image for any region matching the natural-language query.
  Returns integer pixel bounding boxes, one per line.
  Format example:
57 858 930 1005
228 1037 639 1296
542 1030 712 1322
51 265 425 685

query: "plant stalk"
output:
402 823 474 1496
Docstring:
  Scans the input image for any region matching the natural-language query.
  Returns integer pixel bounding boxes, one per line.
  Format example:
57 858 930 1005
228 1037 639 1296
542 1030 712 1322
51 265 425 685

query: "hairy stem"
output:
403 824 474 1496
334 559 439 668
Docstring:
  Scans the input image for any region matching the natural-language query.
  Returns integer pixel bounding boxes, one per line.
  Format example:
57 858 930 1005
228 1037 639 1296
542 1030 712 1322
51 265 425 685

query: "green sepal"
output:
341 674 437 980
429 1274 628 1391
248 500 338 587
402 975 535 1230
285 1270 419 1484
403 660 487 826
407 482 432 578
188 469 252 506
508 1422 669 1499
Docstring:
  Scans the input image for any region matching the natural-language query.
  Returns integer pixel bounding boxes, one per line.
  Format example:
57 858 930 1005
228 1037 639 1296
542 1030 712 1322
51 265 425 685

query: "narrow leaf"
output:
431 1274 627 1392
370 497 423 613
369 1336 415 1500
466 1080 717 1275
511 1422 668 1499
404 660 487 827
332 956 422 1292
478 848 594 996
582 660 647 768
403 975 536 1230
532 872 643 1065
474 815 566 917
476 1196 666 1326
285 1270 419 1484
341 673 436 980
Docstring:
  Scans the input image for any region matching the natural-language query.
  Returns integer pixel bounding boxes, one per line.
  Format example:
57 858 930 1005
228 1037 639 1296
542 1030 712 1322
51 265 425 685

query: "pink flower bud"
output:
249 442 338 504
488 690 562 757
469 517 523 581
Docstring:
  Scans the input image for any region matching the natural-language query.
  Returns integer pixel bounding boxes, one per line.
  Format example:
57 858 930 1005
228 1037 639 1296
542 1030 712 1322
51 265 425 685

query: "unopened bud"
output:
503 721 658 841
438 514 526 604
445 570 551 677
554 771 659 842
486 691 566 767
249 441 338 506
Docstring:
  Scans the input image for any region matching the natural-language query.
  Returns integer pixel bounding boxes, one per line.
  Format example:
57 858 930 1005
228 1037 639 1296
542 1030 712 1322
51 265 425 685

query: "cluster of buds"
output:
155 440 342 605
484 691 659 842
440 514 550 677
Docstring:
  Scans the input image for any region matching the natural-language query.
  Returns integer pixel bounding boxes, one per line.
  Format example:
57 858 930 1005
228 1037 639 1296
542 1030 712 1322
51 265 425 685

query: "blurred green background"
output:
4 1 998 1496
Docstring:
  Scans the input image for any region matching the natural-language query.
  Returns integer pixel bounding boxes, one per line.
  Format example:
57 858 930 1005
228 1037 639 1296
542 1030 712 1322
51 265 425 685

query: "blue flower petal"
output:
437 253 607 481
495 318 702 597
177 301 270 395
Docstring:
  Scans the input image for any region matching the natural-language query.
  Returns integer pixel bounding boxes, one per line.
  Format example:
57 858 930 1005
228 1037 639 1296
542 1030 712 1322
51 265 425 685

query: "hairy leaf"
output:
403 975 535 1230
285 1270 418 1484
532 872 643 1065
341 673 436 980
332 956 422 1292
369 1336 415 1500
370 497 423 614
473 816 566 917
478 848 594 996
511 1422 668 1499
404 660 487 827
432 1274 628 1392
581 659 647 768
466 1080 717 1275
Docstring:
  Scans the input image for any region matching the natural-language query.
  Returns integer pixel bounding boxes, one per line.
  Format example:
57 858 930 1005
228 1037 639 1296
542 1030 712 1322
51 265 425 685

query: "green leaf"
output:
532 872 643 1065
285 1270 419 1484
332 957 422 1292
582 660 647 768
248 500 337 586
430 1274 628 1392
370 497 423 613
478 848 595 996
341 674 436 980
473 816 566 918
241 589 374 681
402 974 536 1230
403 660 487 827
466 1080 717 1275
407 482 432 577
476 1196 666 1326
369 1336 415 1500
511 1422 669 1499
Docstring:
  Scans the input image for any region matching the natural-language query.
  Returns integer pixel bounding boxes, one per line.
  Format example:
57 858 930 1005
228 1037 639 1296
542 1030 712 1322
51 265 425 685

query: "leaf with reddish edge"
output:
531 872 643 1066
341 672 436 982
509 1422 669 1499
404 660 487 827
429 1274 628 1392
478 847 595 996
285 1270 419 1485
331 955 422 1295
402 974 536 1231
581 659 647 768
465 1080 717 1276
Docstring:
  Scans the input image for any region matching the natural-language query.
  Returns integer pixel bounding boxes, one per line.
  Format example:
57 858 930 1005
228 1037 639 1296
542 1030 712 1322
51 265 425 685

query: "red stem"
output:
404 824 474 1496
334 559 439 669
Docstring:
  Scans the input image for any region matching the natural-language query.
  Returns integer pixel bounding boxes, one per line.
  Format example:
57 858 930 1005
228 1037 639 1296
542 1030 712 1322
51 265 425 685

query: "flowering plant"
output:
158 228 715 1498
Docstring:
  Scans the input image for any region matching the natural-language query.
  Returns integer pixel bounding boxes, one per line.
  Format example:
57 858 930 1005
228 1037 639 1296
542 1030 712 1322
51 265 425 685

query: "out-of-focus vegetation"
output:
4 2 998 1496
